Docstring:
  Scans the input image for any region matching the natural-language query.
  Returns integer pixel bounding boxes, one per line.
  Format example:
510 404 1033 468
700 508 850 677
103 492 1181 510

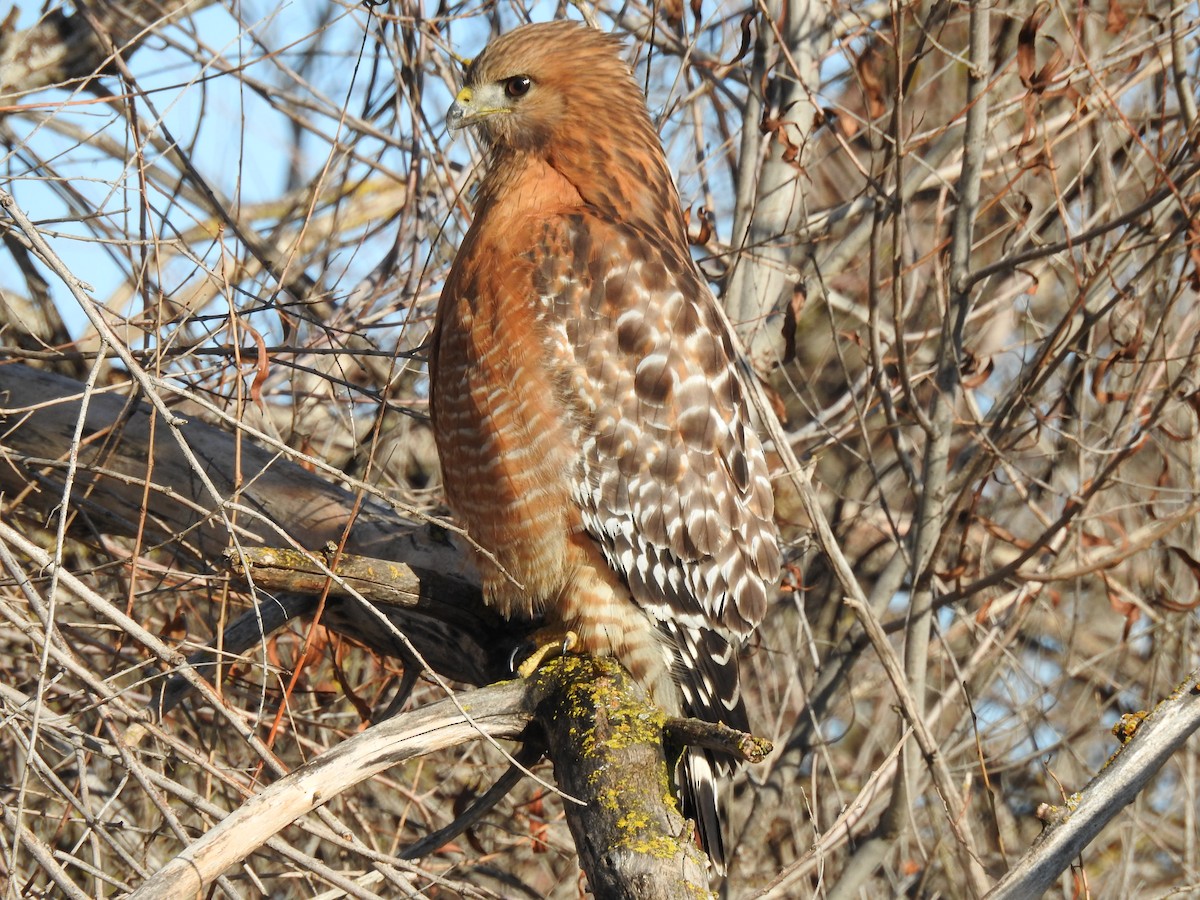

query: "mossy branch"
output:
530 656 715 898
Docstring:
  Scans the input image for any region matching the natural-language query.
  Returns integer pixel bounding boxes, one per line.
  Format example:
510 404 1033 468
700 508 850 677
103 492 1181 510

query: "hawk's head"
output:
447 20 636 154
445 20 687 249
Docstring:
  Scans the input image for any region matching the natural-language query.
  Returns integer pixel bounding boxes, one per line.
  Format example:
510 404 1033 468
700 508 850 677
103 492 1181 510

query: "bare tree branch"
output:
987 669 1200 899
129 678 533 900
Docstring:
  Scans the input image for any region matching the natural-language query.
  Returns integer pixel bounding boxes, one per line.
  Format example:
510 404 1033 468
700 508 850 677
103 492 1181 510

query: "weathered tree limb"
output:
0 1 212 103
664 715 773 763
985 669 1200 899
131 657 722 899
723 0 828 372
127 678 534 900
227 546 432 608
0 362 524 687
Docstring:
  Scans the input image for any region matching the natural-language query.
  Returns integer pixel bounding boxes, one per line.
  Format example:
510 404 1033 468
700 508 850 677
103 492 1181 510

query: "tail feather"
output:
681 748 728 874
660 620 748 874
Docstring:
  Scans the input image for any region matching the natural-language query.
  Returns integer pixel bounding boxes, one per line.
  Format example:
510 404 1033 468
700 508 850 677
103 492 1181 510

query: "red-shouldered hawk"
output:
430 20 780 873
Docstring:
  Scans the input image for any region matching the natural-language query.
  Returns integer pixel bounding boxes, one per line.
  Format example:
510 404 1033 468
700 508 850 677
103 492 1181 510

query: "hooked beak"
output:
446 87 472 132
446 84 507 133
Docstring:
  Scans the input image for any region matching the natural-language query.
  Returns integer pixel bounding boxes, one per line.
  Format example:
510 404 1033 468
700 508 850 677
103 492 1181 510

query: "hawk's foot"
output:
513 629 580 677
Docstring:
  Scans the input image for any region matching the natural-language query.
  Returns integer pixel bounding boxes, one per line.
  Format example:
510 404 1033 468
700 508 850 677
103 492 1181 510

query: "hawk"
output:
430 20 780 872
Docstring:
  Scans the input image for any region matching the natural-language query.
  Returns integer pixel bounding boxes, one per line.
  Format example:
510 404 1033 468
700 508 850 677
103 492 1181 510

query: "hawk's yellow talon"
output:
517 630 579 677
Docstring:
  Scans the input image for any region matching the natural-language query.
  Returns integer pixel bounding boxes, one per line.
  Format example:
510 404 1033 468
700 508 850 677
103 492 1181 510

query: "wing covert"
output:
532 214 779 638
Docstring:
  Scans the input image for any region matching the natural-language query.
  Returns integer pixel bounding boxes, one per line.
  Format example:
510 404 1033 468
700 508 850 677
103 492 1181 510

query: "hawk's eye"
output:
504 75 532 98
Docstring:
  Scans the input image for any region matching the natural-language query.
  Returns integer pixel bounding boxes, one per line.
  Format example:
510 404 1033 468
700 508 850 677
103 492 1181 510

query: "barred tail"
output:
662 621 748 875
681 748 728 874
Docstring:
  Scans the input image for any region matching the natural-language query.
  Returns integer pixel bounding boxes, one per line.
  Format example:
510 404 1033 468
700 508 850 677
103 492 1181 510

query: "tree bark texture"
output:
533 656 713 899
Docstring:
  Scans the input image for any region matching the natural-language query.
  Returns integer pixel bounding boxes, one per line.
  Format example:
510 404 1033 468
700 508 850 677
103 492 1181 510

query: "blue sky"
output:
3 2 773 342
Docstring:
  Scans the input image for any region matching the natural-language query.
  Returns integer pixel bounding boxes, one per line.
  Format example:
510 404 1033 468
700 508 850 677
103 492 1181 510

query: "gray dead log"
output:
0 362 519 687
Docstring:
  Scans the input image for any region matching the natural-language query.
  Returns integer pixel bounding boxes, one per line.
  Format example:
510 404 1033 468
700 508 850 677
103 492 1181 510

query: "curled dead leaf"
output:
1018 3 1051 90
